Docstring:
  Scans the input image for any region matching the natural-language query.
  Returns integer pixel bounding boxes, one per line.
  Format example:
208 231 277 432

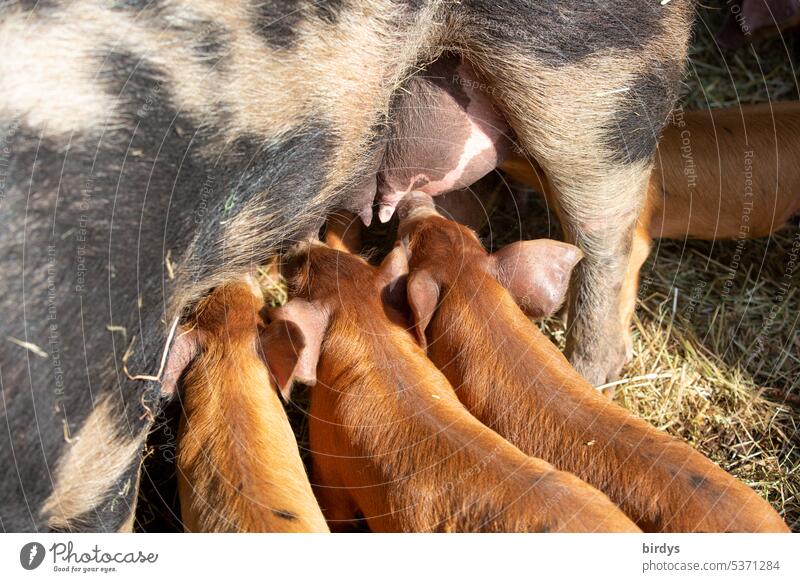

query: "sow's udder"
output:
376 57 511 223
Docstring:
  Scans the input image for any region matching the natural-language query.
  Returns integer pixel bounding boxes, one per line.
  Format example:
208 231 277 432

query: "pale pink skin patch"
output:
378 116 500 222
377 62 510 223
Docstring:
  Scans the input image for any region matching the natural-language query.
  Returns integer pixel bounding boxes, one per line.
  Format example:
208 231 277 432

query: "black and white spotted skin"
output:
0 0 695 531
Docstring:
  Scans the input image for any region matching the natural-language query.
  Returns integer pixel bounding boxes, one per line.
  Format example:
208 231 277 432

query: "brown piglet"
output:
177 278 328 532
396 192 789 533
263 242 640 533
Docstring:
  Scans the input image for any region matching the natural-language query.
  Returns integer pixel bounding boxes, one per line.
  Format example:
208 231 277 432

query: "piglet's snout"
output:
395 191 437 222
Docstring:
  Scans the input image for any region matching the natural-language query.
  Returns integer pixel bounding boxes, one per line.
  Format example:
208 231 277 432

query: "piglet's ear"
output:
260 320 306 401
378 244 409 284
160 328 202 398
406 269 439 350
377 244 409 312
262 299 328 400
490 240 583 319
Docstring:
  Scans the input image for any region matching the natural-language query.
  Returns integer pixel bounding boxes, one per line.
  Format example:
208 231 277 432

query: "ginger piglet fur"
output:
396 192 789 533
264 242 640 533
177 278 328 532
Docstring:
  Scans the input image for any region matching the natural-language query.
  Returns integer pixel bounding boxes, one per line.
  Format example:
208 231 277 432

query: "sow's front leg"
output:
457 0 694 384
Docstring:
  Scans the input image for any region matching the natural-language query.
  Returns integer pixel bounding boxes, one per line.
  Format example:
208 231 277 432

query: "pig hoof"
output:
568 340 629 388
622 328 635 363
600 385 616 400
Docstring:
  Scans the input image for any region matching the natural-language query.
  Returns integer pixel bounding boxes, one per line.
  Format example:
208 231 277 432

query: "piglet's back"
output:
395 203 789 533
278 244 639 532
178 280 328 533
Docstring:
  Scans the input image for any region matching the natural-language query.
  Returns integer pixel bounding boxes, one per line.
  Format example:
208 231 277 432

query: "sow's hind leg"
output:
455 0 694 384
